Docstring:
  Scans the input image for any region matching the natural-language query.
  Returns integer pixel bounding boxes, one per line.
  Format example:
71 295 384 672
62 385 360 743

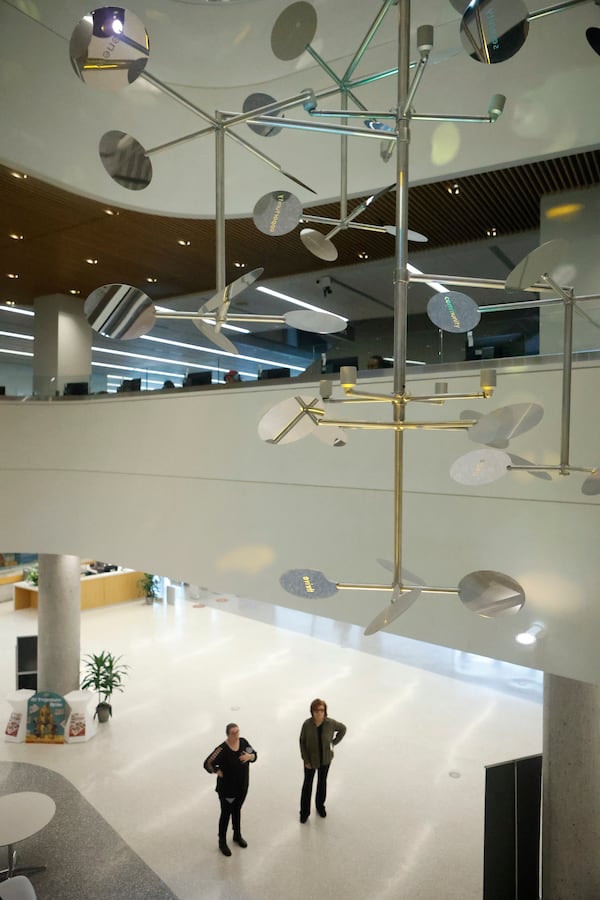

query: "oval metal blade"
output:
458 570 525 618
271 1 318 60
280 568 337 598
364 589 422 636
84 283 155 339
99 130 152 191
505 239 569 292
384 226 429 243
508 453 553 481
258 396 321 445
312 426 347 448
199 267 264 317
450 448 510 485
284 310 346 334
192 318 238 354
376 560 425 587
300 228 338 261
582 469 600 496
468 403 543 446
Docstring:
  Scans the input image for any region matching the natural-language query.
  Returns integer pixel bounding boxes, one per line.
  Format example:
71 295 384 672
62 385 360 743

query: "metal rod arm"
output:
246 115 396 140
342 0 398 83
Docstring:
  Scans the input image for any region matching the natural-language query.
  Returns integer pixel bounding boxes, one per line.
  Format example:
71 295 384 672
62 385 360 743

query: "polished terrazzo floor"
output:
0 588 543 900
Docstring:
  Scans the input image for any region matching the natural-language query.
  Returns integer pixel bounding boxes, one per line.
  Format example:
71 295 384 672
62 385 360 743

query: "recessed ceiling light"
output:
234 262 246 268
7 273 19 279
486 227 497 237
10 172 27 180
177 239 191 246
8 233 24 241
358 251 369 260
146 277 158 283
104 209 119 216
69 289 81 295
447 182 460 195
5 300 16 306
516 623 544 646
85 258 98 265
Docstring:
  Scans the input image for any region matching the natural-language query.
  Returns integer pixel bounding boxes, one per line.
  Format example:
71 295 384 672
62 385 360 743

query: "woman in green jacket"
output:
299 698 346 823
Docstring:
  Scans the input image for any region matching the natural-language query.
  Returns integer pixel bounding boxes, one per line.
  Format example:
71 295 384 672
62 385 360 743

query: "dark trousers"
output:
218 791 247 841
300 764 330 817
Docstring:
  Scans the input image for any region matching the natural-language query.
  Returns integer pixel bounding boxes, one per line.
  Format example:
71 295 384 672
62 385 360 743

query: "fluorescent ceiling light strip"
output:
140 334 305 371
0 348 33 357
0 331 34 340
1 307 35 317
93 346 212 370
407 263 448 294
256 285 348 321
92 362 187 378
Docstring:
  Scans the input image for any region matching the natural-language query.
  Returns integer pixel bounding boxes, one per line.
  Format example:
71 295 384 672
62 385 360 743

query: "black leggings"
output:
218 791 247 840
300 763 330 817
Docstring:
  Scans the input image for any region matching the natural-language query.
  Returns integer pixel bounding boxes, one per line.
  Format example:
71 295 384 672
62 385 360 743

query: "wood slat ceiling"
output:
1 148 599 311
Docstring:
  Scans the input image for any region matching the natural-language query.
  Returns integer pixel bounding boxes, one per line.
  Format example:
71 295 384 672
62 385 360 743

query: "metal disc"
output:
192 318 238 354
505 240 569 292
508 453 553 481
468 403 543 446
582 469 600 496
271 2 317 60
364 588 422 636
280 568 337 598
243 93 283 138
99 131 152 190
460 0 529 65
253 191 302 236
258 395 321 444
84 283 156 339
458 570 525 617
376 560 425 587
384 226 429 243
587 27 600 57
200 267 264 316
284 310 346 334
450 448 510 485
300 228 339 261
312 426 347 448
364 118 395 134
427 291 481 333
449 0 469 12
70 7 149 90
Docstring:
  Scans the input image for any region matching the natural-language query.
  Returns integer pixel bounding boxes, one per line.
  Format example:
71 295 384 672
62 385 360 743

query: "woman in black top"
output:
204 723 257 856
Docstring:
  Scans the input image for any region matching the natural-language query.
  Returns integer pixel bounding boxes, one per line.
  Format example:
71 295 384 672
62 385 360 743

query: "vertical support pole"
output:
559 295 574 472
340 91 349 222
215 111 226 293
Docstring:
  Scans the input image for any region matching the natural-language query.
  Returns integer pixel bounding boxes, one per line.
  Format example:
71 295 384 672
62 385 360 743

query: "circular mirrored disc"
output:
468 403 543 446
253 191 302 236
192 318 238 354
458 570 525 617
460 0 529 65
587 27 600 57
271 2 317 60
508 453 553 481
70 7 150 90
99 130 152 190
313 426 347 448
450 448 510 485
364 589 422 636
427 291 481 333
84 283 155 339
505 239 569 292
284 310 346 335
582 469 600 496
280 568 337 598
243 93 283 137
300 228 338 261
258 395 321 445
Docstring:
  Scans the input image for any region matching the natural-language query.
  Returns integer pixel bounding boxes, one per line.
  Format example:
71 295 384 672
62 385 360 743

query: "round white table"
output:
0 793 56 879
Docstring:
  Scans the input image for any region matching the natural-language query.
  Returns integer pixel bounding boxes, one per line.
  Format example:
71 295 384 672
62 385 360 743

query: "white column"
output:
33 294 92 397
37 554 81 696
542 673 600 899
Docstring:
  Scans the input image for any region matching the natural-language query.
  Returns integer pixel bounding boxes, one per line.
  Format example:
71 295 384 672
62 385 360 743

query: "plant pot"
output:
96 702 112 723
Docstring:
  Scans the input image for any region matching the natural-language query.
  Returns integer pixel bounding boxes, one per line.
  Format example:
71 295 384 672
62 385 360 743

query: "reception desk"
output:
13 569 146 611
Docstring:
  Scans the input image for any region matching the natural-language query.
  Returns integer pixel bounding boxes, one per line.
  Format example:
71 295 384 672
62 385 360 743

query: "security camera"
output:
317 276 332 297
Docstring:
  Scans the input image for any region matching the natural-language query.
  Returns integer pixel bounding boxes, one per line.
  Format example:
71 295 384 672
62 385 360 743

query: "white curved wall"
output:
1 361 599 683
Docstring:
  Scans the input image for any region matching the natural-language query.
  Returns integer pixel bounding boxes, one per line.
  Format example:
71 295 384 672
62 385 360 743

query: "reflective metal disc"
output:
450 448 510 485
449 0 469 12
427 291 481 333
192 319 238 354
460 0 529 65
271 2 317 60
284 310 346 334
384 226 429 243
243 93 283 137
253 191 302 235
70 7 150 90
376 560 425 587
300 228 338 261
99 131 152 190
258 395 321 444
469 403 543 446
505 240 569 292
280 568 337 598
508 453 552 481
200 267 264 316
313 426 347 448
587 27 600 57
582 469 600 496
84 283 155 339
364 588 422 636
458 570 525 617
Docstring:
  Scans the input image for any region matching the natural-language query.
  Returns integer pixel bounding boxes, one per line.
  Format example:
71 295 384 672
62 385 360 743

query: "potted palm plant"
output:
80 651 130 723
138 572 160 604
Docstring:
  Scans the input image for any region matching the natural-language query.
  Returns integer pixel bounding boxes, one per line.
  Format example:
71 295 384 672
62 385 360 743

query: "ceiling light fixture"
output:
104 208 118 216
447 183 460 195
8 233 24 241
146 277 158 283
516 624 545 646
2 306 34 316
177 239 191 246
10 172 27 179
0 331 33 341
5 301 16 307
7 274 19 279
69 289 81 295
233 261 246 268
85 258 98 265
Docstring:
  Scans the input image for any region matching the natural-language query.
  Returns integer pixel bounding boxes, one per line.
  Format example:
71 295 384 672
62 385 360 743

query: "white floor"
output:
0 589 543 900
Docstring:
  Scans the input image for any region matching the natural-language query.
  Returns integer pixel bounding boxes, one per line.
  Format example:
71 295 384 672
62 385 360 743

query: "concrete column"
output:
37 554 81 696
33 294 92 397
543 673 600 899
